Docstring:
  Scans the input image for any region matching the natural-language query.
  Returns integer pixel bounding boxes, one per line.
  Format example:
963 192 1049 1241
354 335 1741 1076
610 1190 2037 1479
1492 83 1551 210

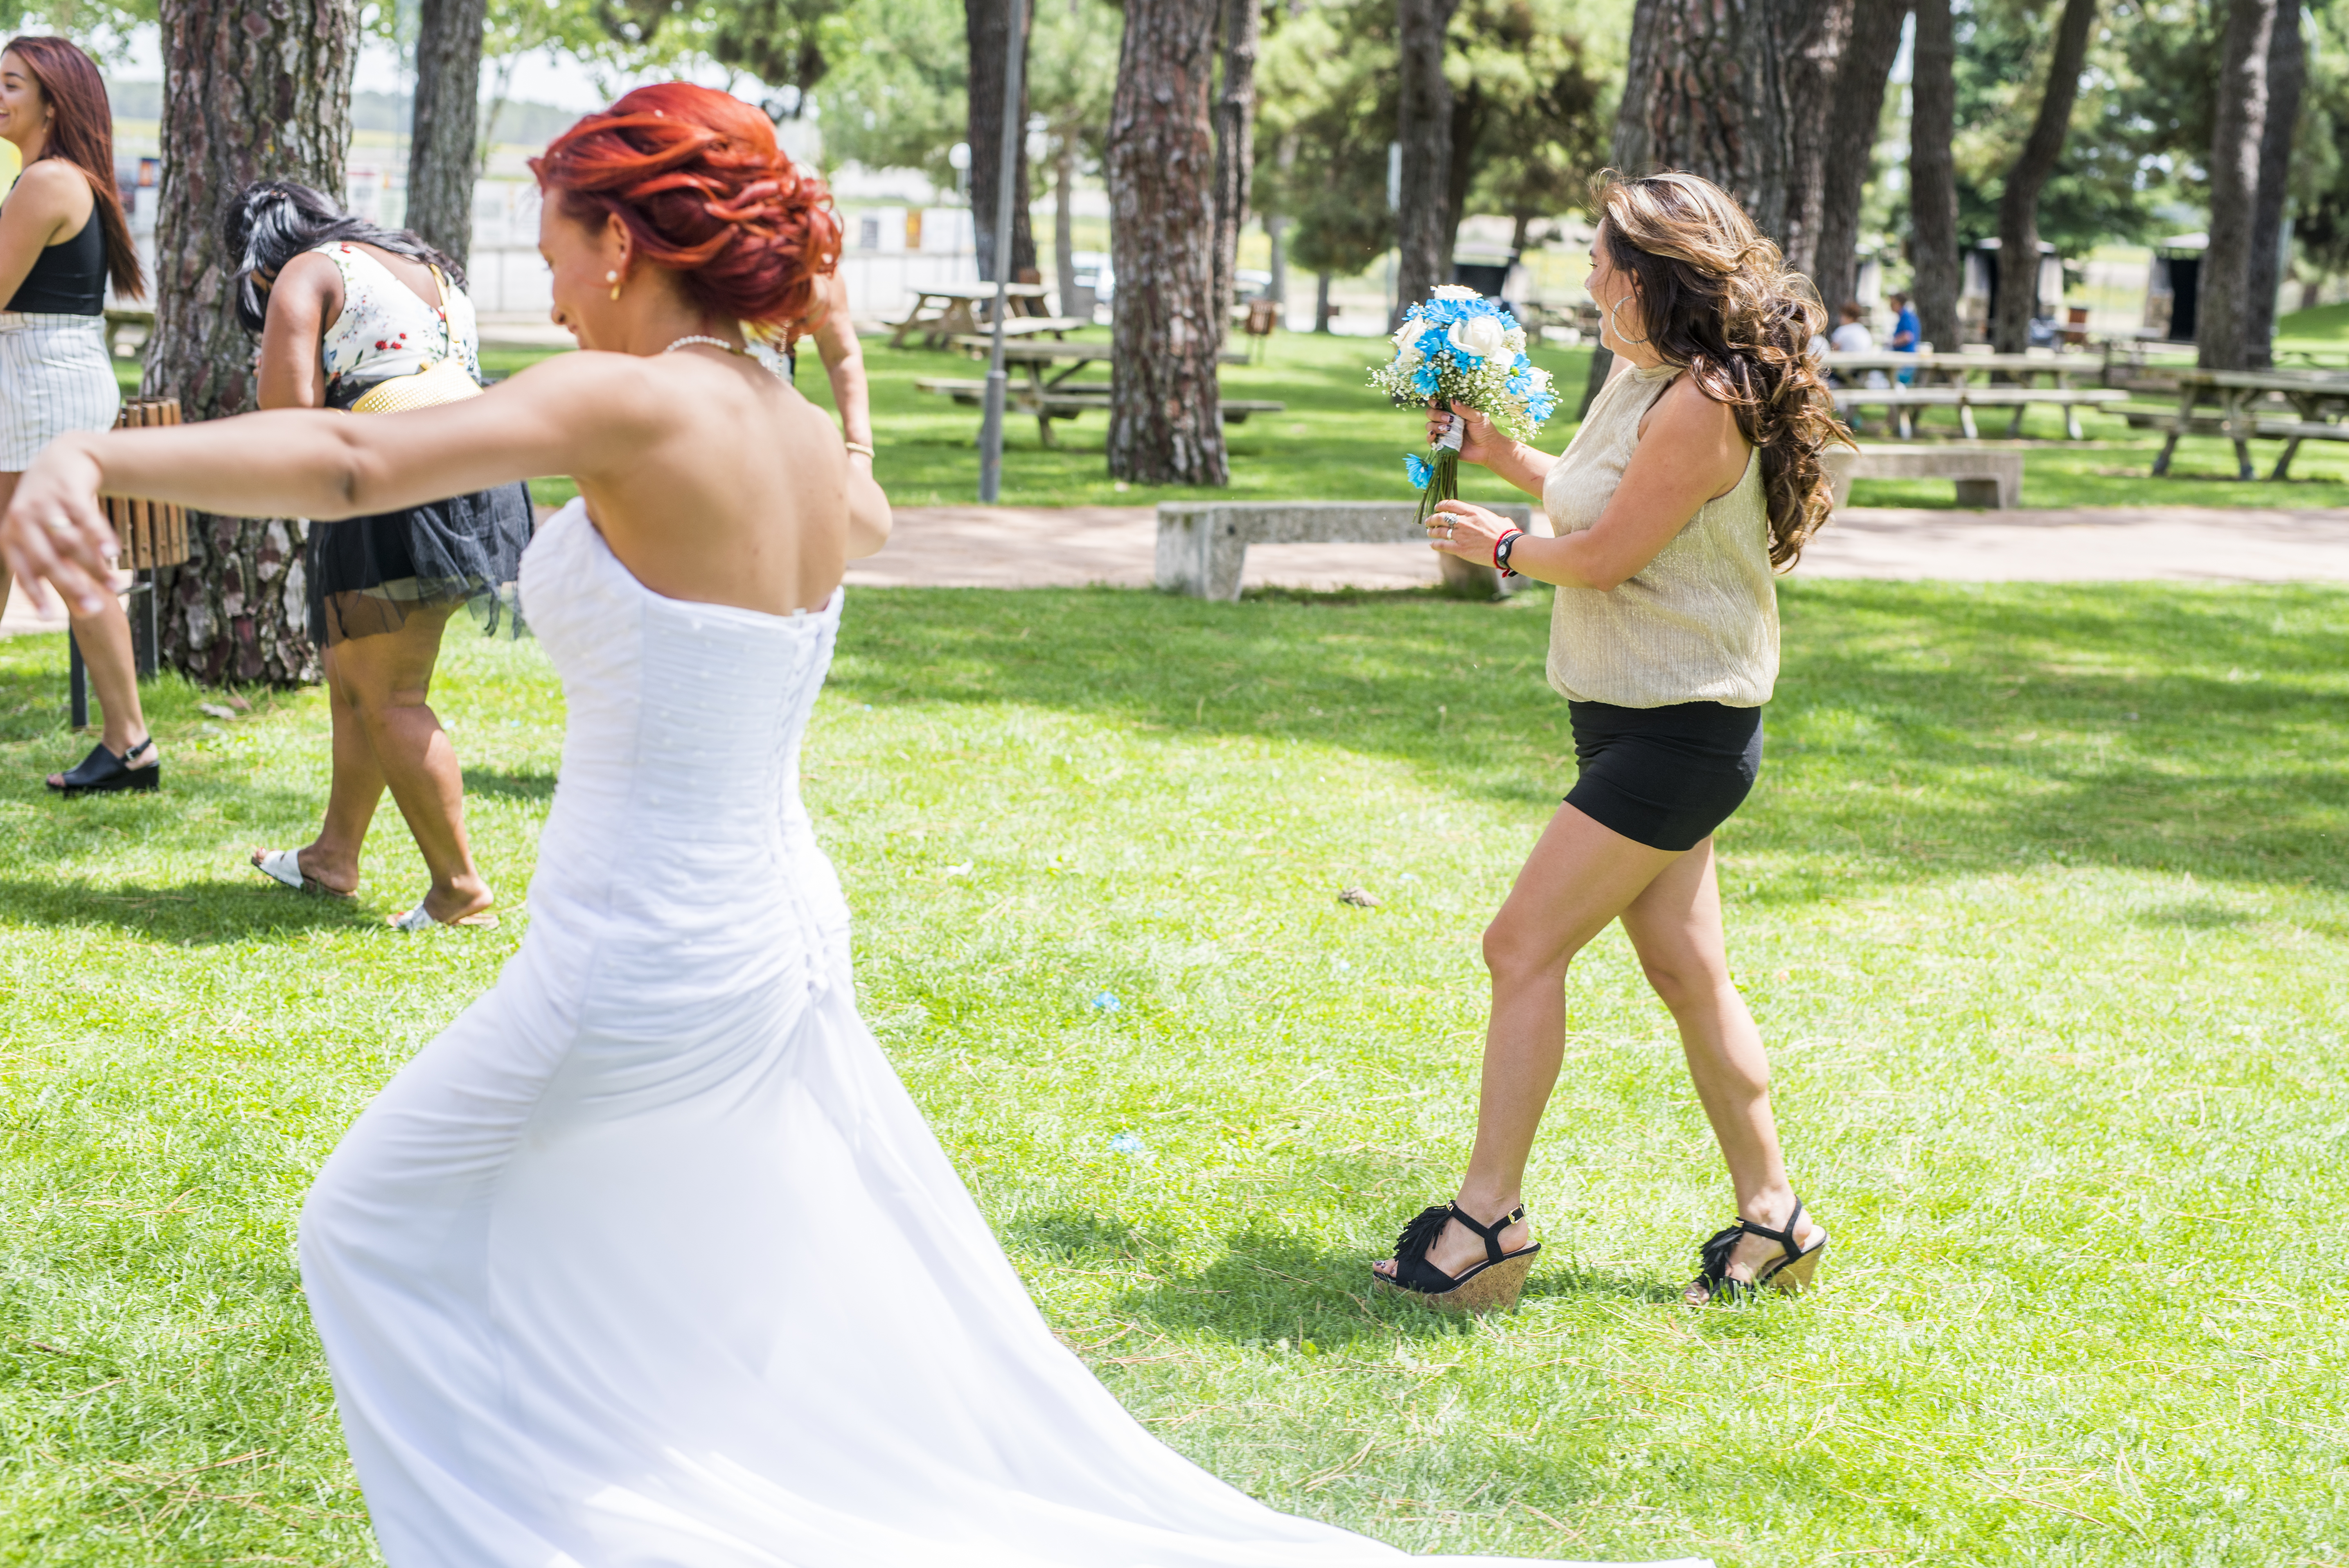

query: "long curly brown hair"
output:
1596 171 1848 569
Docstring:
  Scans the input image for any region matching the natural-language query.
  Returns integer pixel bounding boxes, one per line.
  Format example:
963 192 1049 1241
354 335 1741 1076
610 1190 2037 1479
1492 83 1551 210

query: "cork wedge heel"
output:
1684 1195 1828 1307
1373 1201 1542 1315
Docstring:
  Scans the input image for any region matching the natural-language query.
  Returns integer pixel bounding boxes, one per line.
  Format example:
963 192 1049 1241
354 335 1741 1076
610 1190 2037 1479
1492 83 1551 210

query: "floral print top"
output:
316 242 485 387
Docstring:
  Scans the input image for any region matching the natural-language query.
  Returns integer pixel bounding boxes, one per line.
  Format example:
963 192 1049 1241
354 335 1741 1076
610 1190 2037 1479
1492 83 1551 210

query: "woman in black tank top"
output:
0 36 156 796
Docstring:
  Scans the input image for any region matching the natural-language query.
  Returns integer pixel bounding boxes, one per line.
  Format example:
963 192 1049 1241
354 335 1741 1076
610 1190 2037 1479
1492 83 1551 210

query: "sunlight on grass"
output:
3 582 2344 1563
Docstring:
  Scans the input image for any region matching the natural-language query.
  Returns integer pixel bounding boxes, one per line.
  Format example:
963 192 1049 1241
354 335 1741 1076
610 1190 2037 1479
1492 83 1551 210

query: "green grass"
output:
4 580 2346 1564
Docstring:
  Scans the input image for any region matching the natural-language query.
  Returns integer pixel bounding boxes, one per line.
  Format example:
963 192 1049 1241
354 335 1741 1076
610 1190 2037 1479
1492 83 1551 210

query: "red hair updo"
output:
531 83 840 335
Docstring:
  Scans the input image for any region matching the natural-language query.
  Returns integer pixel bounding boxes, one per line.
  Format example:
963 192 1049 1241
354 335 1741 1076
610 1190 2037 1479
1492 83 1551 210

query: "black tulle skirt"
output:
306 482 534 647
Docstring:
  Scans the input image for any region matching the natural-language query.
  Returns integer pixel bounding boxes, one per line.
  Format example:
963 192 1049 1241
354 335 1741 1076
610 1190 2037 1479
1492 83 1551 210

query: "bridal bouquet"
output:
1369 286 1557 523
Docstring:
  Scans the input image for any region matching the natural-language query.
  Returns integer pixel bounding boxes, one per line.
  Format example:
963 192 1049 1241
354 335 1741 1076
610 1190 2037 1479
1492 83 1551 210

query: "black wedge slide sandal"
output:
1685 1195 1827 1306
47 737 160 797
1373 1201 1542 1314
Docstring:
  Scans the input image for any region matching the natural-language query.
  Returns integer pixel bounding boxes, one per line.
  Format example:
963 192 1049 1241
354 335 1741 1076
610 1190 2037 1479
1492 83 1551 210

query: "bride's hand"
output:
0 437 118 616
1426 400 1510 468
1425 499 1515 564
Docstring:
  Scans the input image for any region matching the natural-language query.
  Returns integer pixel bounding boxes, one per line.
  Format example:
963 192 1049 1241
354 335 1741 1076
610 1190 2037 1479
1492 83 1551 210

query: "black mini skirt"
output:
307 481 534 647
1565 699 1763 852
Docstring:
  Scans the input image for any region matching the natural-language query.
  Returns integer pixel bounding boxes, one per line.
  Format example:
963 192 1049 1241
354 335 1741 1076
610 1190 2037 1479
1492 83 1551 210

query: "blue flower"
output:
1405 453 1433 488
1411 362 1441 396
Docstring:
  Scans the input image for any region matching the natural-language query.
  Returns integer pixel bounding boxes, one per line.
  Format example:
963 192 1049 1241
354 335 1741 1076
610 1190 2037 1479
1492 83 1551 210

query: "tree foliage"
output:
1253 0 1612 280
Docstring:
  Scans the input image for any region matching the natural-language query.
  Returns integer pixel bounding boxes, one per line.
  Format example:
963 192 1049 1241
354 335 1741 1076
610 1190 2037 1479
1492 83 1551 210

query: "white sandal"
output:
389 899 498 932
251 848 354 900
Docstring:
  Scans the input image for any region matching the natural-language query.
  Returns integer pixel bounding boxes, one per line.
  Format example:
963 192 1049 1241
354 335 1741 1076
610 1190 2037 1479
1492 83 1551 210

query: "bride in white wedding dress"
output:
1 86 1704 1568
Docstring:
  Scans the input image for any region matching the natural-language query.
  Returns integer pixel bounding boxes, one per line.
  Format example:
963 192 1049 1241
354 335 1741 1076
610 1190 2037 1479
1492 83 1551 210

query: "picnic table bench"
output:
920 338 1278 446
1822 349 2124 439
885 282 1051 349
1830 383 2126 440
2136 367 2349 480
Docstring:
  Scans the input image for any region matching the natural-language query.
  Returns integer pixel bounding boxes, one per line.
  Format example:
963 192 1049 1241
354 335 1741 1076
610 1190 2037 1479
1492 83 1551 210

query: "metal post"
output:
130 572 159 678
976 0 1028 504
68 630 89 729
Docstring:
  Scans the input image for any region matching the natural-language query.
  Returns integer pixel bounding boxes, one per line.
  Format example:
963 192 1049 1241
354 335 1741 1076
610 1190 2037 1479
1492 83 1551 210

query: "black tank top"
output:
7 208 106 315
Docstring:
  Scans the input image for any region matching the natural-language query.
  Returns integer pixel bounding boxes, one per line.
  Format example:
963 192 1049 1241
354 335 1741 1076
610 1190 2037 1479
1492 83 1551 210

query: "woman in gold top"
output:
1375 172 1847 1311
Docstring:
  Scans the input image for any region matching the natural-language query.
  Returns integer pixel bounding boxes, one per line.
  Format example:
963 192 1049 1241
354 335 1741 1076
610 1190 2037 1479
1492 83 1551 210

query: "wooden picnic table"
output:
2144 367 2349 480
886 283 1051 349
1823 351 2121 439
926 337 1269 446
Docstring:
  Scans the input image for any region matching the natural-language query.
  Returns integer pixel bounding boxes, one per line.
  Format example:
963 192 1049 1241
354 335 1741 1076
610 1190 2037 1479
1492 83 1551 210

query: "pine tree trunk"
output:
1314 269 1332 332
1908 0 1961 350
1393 0 1461 324
1991 0 2097 355
1811 0 1909 314
1210 0 1260 347
1107 0 1228 486
1777 0 1855 277
406 0 487 268
2199 0 2277 370
966 0 1038 283
2243 3 2304 368
148 0 356 687
1581 0 1853 411
1054 137 1078 315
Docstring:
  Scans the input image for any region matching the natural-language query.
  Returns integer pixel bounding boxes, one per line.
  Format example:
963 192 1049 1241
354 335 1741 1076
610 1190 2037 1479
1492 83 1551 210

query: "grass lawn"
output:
3 579 2345 1565
466 331 2349 515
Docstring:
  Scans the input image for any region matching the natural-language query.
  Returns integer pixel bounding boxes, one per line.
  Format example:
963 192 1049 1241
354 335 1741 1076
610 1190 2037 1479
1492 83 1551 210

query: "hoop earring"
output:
606 269 623 302
1604 295 1651 350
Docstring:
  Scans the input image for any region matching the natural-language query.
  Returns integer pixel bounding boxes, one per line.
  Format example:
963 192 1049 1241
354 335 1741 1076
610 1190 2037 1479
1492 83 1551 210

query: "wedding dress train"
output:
298 498 1706 1568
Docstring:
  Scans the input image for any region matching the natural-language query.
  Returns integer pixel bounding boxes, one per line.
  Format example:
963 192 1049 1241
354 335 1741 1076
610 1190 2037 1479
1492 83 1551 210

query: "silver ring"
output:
39 516 74 535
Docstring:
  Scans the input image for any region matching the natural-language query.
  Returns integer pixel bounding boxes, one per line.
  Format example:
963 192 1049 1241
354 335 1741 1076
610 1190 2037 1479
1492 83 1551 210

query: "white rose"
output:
1445 314 1510 360
1430 285 1482 302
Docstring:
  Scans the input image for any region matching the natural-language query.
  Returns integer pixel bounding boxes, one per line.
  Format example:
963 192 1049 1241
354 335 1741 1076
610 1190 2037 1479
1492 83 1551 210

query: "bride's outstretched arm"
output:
2 351 876 611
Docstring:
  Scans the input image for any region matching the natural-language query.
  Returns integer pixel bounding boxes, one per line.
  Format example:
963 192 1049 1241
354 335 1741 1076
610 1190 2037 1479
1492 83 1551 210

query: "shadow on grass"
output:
1105 1226 1680 1347
825 581 2349 891
462 768 558 802
2135 901 2256 928
0 878 366 940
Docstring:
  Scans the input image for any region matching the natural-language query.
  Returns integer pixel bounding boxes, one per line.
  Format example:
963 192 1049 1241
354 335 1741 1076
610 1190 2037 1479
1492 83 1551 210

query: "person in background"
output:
1831 302 1889 394
0 36 157 796
229 180 533 931
1887 289 1921 386
1830 300 1875 356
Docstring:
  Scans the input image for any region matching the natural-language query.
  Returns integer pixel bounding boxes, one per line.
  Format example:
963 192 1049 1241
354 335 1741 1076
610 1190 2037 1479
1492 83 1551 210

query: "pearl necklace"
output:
662 335 744 356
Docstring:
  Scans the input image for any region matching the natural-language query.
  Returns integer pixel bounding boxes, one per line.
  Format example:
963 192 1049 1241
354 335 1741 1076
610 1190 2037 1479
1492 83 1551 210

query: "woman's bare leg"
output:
2 471 160 784
264 640 383 896
60 595 154 761
1376 803 1679 1282
320 604 492 923
1619 840 1821 1295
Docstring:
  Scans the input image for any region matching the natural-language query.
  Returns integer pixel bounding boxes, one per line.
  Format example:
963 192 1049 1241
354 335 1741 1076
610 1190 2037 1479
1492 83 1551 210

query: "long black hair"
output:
227 180 465 335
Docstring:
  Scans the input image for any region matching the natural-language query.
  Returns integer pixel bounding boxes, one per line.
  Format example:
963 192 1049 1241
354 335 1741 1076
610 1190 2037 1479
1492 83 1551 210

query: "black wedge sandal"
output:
1685 1195 1827 1306
1373 1201 1542 1314
46 736 160 797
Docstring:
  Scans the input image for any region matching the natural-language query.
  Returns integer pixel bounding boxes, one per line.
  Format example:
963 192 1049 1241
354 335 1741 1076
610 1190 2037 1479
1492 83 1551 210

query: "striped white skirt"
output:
0 311 120 470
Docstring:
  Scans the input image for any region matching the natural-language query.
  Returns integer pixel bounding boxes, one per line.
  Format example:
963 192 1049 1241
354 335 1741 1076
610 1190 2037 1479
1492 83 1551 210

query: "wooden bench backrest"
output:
104 399 190 570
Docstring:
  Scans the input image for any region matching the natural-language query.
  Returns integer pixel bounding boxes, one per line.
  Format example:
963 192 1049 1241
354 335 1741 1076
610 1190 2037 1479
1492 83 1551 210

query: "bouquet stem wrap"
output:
1373 287 1556 529
1413 421 1464 527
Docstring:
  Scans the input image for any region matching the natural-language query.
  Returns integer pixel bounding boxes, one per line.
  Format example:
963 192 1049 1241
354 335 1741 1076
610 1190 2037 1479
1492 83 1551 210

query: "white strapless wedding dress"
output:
298 499 1705 1568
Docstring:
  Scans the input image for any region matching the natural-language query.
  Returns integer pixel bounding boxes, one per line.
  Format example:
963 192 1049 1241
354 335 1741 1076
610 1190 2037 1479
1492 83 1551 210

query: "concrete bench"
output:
1821 444 2022 509
1157 500 1543 601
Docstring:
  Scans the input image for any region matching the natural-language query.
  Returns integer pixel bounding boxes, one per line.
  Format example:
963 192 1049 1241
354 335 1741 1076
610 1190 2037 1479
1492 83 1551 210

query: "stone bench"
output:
1156 500 1543 601
1821 444 2022 509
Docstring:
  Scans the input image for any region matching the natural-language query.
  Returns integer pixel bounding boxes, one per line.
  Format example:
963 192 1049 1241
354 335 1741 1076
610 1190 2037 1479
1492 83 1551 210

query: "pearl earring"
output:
606 269 622 301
